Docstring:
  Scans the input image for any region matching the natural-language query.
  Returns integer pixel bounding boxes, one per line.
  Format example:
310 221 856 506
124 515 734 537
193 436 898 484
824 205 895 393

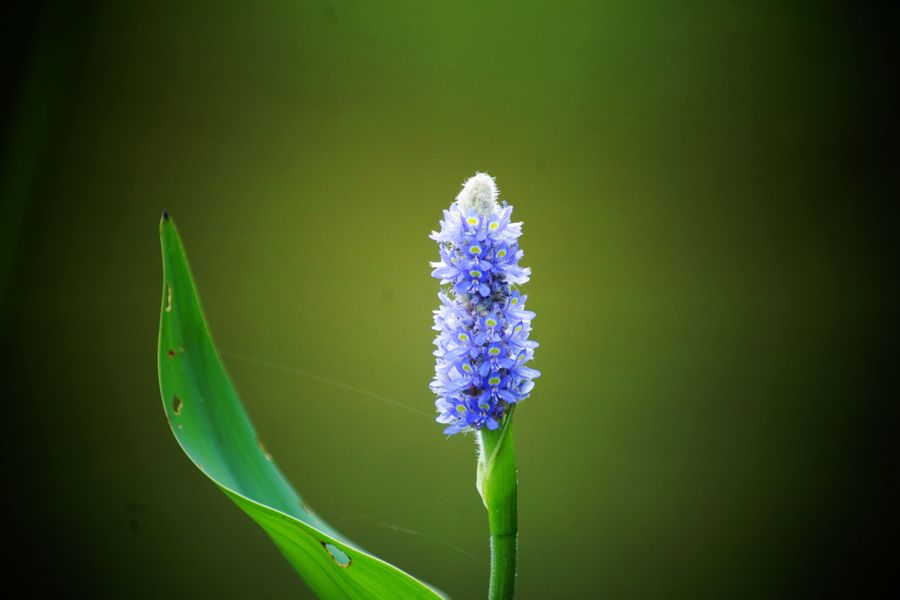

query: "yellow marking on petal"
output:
497 249 506 258
489 222 500 231
467 217 478 225
489 347 500 356
488 376 501 386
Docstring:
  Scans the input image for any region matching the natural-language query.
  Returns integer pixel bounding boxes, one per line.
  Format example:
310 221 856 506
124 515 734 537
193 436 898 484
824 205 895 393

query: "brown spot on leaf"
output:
258 438 272 460
172 395 183 415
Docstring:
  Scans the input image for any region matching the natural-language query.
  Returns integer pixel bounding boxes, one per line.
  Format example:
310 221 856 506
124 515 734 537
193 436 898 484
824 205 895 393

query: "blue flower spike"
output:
430 173 539 436
429 173 538 600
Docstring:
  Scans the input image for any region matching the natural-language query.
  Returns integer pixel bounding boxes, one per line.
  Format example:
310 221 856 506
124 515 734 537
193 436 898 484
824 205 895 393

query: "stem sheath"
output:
477 413 518 600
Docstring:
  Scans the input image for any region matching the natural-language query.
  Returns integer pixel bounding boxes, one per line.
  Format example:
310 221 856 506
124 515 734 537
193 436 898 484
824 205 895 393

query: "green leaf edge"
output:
156 214 445 599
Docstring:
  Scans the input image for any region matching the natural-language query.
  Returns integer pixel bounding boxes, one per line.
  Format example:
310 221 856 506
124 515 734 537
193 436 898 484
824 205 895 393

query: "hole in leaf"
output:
165 286 173 312
172 396 183 415
323 542 351 567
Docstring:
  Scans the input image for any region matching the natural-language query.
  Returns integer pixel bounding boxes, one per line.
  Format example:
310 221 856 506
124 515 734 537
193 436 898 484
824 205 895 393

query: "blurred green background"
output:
3 1 896 598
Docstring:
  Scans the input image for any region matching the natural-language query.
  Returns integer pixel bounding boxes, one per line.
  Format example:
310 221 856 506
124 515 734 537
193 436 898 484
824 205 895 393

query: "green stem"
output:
489 530 517 600
477 411 518 600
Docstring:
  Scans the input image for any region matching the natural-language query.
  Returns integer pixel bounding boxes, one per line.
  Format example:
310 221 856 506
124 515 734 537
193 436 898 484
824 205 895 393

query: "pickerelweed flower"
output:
430 173 539 435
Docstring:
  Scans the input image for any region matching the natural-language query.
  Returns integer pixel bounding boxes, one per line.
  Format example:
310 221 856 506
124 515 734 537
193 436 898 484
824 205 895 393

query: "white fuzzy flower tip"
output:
456 172 499 216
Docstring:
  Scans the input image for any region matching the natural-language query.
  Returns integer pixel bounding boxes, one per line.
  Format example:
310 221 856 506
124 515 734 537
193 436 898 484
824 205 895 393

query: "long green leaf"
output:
157 214 444 599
